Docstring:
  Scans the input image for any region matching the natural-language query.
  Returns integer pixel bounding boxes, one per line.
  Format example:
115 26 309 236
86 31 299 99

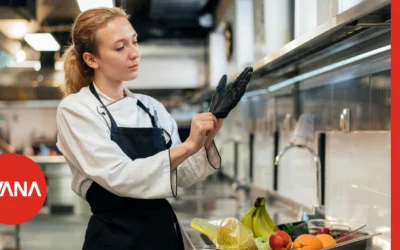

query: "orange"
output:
316 234 336 247
293 234 323 250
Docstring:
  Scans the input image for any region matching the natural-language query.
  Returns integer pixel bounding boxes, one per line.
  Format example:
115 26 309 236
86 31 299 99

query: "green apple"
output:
254 236 271 250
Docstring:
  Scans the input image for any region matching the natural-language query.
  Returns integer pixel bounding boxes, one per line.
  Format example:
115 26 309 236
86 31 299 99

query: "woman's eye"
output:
116 46 124 51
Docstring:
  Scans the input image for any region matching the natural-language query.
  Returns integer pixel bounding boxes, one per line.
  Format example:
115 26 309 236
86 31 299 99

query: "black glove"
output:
209 67 253 118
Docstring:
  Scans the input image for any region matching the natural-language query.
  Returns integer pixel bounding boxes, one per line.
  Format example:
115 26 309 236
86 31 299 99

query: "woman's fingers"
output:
202 121 215 132
194 120 215 132
194 113 217 128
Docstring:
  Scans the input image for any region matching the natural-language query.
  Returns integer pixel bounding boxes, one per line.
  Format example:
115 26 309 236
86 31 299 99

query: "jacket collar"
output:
92 81 136 102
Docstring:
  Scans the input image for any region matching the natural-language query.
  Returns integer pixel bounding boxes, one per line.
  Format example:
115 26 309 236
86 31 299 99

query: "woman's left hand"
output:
205 117 224 150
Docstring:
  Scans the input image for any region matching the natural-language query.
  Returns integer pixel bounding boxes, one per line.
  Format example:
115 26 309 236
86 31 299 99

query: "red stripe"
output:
392 1 397 248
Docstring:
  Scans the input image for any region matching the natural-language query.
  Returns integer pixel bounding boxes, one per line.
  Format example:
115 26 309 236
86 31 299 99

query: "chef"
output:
56 7 252 250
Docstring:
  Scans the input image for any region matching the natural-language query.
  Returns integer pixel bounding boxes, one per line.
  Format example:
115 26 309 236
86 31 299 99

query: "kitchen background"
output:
0 0 391 249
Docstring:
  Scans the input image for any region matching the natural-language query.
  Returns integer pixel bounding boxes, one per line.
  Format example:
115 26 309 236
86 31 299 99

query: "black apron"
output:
82 83 183 250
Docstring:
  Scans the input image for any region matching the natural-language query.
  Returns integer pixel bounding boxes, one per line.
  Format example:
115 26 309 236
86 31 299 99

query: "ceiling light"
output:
7 61 40 70
54 61 64 71
16 50 26 62
199 13 213 28
0 20 32 39
76 0 114 12
7 60 65 71
24 33 60 51
34 63 41 71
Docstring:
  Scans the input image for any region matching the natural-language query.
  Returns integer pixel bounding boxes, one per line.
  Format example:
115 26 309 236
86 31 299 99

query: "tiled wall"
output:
252 133 274 190
216 66 391 242
276 132 319 208
324 132 390 239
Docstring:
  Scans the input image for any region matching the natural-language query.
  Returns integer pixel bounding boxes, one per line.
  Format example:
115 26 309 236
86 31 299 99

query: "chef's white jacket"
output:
56 83 221 200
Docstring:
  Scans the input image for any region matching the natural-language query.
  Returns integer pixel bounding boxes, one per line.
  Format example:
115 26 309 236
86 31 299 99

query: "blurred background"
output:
0 0 391 249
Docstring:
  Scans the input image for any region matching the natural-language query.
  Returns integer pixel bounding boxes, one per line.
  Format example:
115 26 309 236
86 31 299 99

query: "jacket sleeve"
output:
56 103 175 200
167 113 222 189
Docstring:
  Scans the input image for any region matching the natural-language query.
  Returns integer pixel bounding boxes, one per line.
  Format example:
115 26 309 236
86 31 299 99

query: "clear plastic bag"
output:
190 217 257 250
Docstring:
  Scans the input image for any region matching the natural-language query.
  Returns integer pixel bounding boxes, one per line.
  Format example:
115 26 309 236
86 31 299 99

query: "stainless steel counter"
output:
28 155 67 164
170 178 301 250
172 177 390 250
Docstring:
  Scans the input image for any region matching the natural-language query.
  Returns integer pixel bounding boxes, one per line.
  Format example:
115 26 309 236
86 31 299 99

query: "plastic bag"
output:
190 217 257 250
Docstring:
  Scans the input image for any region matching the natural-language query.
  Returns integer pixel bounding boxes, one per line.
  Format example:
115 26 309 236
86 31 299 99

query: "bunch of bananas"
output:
241 197 279 238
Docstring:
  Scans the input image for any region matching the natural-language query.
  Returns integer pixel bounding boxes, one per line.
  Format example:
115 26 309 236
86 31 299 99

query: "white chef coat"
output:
56 82 221 200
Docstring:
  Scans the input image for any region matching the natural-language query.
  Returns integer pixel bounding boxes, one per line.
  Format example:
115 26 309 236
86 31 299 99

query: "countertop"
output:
170 179 301 250
28 155 67 164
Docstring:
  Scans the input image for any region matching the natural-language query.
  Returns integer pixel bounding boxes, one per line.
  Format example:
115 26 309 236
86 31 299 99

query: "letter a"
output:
28 181 41 197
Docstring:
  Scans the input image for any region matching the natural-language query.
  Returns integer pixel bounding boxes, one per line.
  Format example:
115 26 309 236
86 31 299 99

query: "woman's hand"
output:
204 118 224 150
184 113 217 155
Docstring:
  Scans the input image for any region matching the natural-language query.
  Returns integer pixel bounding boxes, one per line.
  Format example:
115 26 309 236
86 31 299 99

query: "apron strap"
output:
136 100 157 128
89 83 118 128
136 101 173 149
89 83 157 129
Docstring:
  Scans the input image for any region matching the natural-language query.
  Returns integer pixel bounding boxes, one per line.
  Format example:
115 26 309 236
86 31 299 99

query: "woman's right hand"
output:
184 112 217 155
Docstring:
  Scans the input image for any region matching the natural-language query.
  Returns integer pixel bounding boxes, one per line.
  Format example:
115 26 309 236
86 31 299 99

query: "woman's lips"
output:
129 65 139 71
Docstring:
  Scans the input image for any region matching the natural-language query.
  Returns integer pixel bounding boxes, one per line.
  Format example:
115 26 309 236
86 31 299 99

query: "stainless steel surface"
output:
28 156 66 164
0 115 9 143
247 0 390 81
295 69 391 131
0 100 61 109
340 108 351 133
274 144 324 218
171 177 302 250
174 178 388 250
324 233 382 250
174 177 390 250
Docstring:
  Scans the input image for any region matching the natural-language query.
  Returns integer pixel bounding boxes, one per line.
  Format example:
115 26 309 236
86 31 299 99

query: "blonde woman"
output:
56 7 223 249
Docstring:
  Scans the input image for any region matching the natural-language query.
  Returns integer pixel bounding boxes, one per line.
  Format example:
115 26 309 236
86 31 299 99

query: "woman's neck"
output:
93 74 125 100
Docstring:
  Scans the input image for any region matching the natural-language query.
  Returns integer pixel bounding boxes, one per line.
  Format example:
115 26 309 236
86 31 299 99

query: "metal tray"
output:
198 220 380 250
282 219 368 242
278 219 380 250
322 233 381 250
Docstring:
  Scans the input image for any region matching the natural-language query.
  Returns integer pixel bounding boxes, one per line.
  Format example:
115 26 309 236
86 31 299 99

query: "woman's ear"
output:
82 52 98 69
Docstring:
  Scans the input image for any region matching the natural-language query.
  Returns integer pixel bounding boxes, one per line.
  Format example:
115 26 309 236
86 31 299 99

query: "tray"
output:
279 219 368 242
200 220 379 250
277 219 380 250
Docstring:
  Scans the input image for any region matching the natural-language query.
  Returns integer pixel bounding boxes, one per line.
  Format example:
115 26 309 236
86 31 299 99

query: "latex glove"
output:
209 66 253 118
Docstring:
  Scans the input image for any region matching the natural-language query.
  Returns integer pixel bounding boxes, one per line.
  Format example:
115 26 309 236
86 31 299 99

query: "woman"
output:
56 7 223 250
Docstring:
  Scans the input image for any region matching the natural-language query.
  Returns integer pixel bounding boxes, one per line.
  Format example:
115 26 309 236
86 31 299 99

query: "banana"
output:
240 205 258 232
254 208 275 238
252 207 263 237
260 204 279 232
257 207 276 237
251 198 280 238
241 197 279 239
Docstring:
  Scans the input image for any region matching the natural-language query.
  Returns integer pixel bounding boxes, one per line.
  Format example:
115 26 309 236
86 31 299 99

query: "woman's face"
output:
93 17 140 82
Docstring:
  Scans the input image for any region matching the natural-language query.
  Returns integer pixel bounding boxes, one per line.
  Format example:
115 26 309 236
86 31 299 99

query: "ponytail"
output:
62 45 92 96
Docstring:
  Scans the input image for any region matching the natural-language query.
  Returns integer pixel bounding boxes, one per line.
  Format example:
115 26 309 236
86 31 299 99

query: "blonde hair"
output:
62 7 129 96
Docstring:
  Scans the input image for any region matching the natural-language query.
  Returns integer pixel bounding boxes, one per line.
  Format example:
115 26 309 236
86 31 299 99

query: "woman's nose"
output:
129 45 140 60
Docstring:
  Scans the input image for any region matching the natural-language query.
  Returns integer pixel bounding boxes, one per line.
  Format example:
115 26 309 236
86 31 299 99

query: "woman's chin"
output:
125 72 138 81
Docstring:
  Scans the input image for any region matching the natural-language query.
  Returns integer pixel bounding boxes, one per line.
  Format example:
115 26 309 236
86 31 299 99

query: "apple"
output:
269 231 292 250
316 227 330 235
254 236 270 250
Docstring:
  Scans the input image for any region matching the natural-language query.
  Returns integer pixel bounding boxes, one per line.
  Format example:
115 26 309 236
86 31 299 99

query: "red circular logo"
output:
0 153 47 225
